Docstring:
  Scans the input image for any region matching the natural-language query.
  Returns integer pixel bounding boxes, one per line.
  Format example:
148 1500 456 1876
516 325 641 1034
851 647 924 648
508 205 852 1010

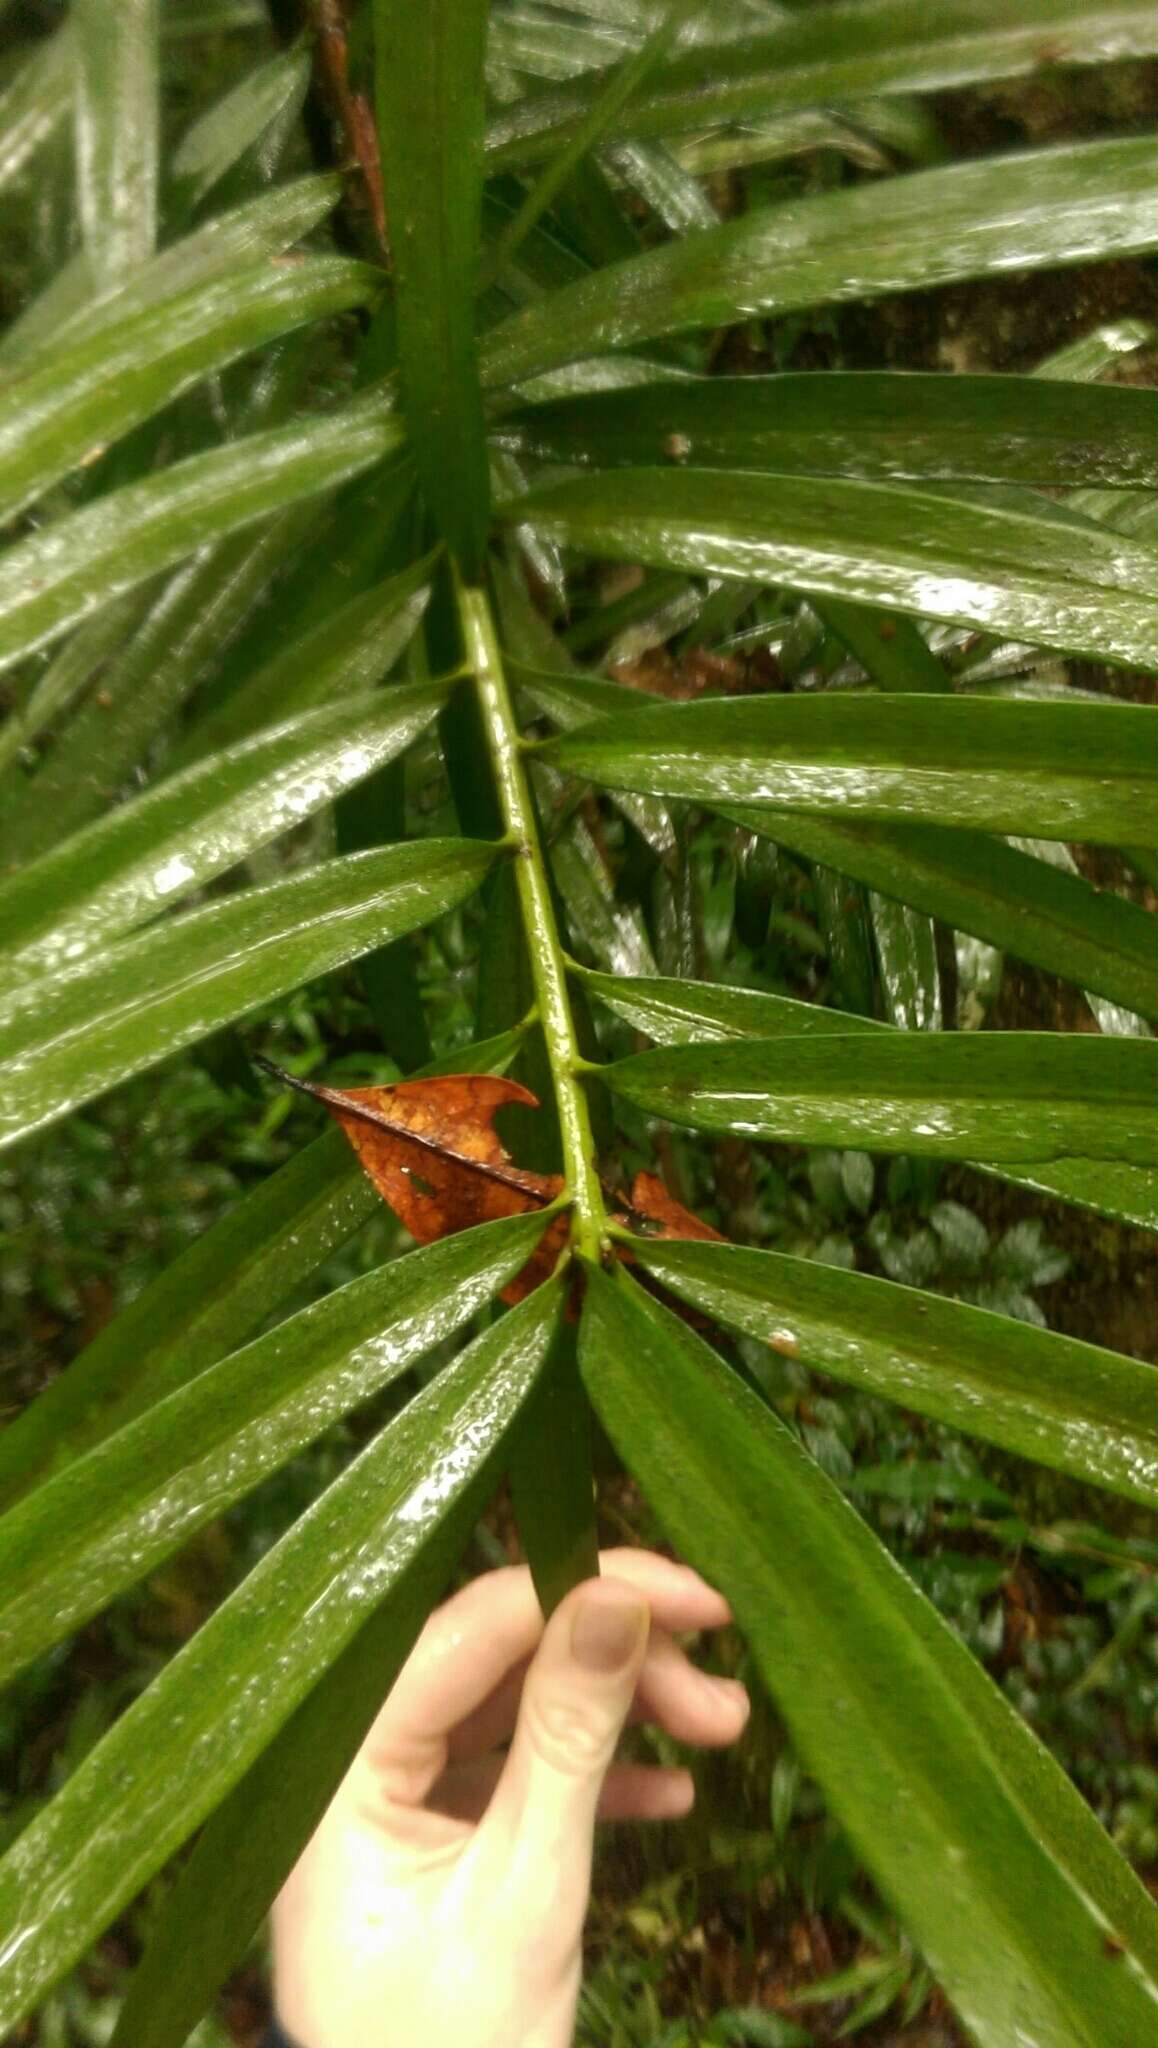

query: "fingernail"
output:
571 1587 648 1673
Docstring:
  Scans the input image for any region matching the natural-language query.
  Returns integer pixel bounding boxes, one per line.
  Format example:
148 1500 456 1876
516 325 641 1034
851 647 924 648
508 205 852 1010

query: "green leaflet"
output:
487 2 1158 163
0 391 403 674
0 681 448 983
0 172 343 370
602 1032 1158 1165
507 467 1158 676
0 505 321 863
0 256 381 525
0 1282 561 2035
0 839 499 1152
580 1269 1158 2048
109 1485 483 2048
0 25 72 198
0 1211 551 1687
174 549 433 761
74 0 159 285
524 662 1158 1019
631 1237 1158 1509
168 41 310 215
580 965 1158 1233
542 691 1158 845
0 1028 525 1509
0 1128 366 1509
730 807 1158 1026
482 136 1158 384
498 371 1158 489
374 0 490 573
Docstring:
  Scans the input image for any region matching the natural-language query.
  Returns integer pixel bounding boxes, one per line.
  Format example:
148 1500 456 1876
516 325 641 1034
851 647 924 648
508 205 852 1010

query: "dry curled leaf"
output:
255 1061 722 1305
255 1058 566 1301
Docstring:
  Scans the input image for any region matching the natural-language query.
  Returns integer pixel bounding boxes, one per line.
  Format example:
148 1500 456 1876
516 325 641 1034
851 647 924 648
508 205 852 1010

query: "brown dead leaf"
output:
621 1170 725 1243
256 1062 723 1306
255 1058 565 1302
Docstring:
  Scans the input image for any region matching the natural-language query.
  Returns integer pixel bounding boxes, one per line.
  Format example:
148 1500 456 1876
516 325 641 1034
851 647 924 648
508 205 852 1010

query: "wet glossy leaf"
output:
580 965 1158 1233
110 1490 487 2048
0 25 72 198
0 257 380 525
723 807 1158 1026
0 681 448 983
0 172 343 369
0 504 322 864
498 371 1158 489
488 2 1158 164
374 0 490 572
0 1211 550 1686
603 1032 1158 1165
633 1238 1158 1509
482 136 1158 385
168 42 309 214
75 0 158 285
177 549 432 760
544 692 1158 844
0 839 499 1152
580 1268 1158 2048
0 1282 560 2035
0 391 403 674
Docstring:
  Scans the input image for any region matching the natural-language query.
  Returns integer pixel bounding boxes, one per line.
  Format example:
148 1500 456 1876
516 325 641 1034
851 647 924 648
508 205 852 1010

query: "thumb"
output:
480 1578 649 1935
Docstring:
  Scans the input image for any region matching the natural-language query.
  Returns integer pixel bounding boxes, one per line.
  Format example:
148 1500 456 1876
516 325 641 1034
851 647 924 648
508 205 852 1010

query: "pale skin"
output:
272 1548 749 2048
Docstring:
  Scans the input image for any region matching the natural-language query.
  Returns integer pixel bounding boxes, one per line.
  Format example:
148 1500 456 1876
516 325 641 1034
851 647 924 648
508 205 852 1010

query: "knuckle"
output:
526 1691 615 1775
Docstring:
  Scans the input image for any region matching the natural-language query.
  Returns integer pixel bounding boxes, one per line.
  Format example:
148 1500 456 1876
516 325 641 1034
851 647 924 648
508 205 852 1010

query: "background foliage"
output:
1 2 1157 2044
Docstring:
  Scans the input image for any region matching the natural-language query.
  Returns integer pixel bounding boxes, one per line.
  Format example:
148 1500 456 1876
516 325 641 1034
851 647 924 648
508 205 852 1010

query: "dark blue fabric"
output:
261 2025 299 2048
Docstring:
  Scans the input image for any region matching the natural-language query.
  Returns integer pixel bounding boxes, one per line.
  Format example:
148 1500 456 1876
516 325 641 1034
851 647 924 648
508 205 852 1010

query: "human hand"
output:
271 1548 748 2048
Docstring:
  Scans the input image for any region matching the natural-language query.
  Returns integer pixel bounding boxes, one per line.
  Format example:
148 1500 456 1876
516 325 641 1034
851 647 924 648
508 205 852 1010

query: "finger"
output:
449 1628 747 1765
368 1550 730 1798
479 1578 650 1956
632 1629 749 1748
430 1755 694 1825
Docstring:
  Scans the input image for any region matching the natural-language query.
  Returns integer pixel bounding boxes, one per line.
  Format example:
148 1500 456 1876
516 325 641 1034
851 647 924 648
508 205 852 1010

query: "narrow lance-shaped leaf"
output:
0 391 404 675
0 839 499 1153
0 171 343 371
374 0 490 572
0 1028 525 1510
542 691 1158 845
580 963 1158 1234
0 503 323 866
168 41 310 216
580 1269 1158 2048
631 1237 1158 1510
725 804 1158 1027
510 467 1158 677
487 1 1158 164
498 371 1158 489
0 24 72 197
174 549 433 762
530 666 1158 1021
603 1032 1158 1165
0 257 382 526
111 1485 485 2048
0 1211 551 1688
0 1282 561 2036
488 0 700 281
74 0 158 285
0 681 449 984
482 136 1158 385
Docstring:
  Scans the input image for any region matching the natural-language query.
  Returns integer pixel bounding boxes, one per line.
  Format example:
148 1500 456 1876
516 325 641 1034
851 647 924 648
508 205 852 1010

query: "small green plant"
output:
1 4 1158 2044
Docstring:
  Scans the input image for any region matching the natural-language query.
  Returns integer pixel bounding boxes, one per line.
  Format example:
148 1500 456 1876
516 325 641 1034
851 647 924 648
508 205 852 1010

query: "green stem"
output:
458 577 607 1264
